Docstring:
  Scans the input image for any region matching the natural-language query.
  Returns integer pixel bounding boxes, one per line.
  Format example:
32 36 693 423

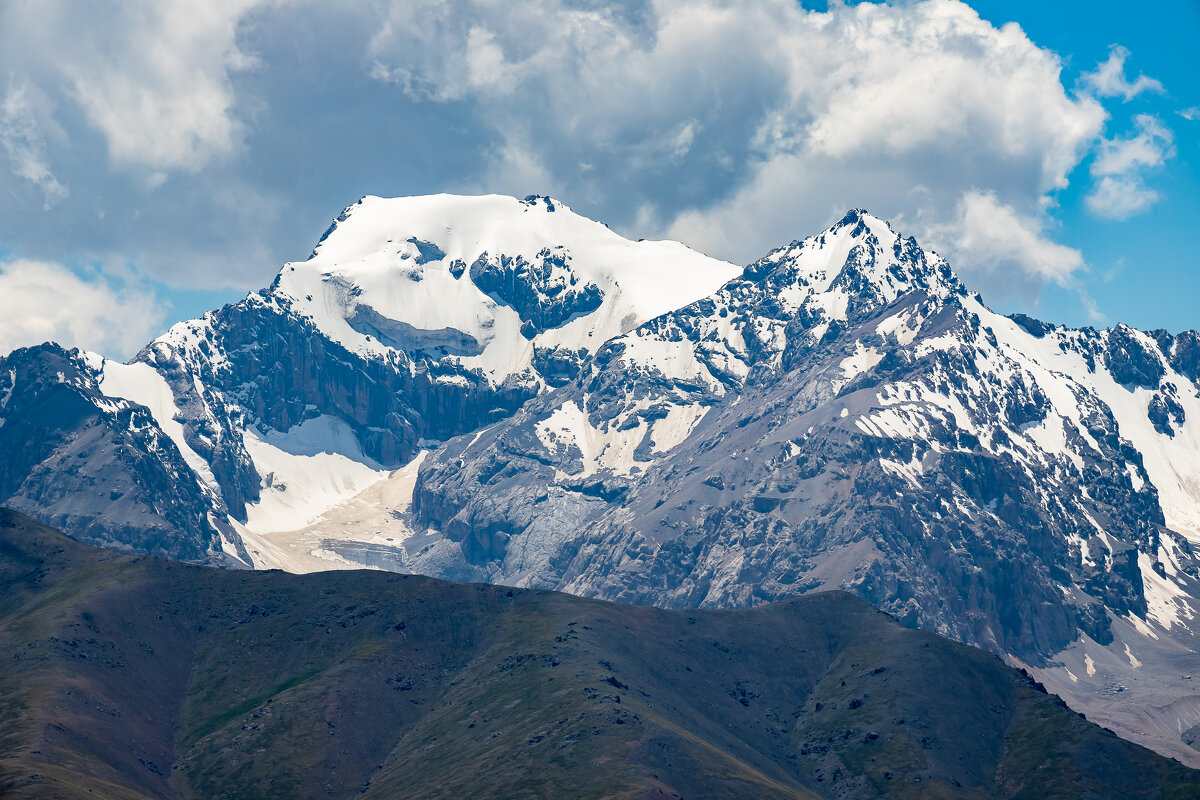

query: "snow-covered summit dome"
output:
272 193 741 382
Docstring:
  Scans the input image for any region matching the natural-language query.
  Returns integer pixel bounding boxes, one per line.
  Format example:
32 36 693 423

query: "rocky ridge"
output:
2 199 1200 763
411 211 1199 654
0 193 738 560
405 210 1200 762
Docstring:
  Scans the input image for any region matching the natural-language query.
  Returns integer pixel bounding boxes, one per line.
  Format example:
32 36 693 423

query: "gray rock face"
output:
136 291 536 522
0 289 527 557
467 248 605 340
345 304 487 358
411 210 1200 668
0 193 738 561
0 345 220 561
4 198 1200 763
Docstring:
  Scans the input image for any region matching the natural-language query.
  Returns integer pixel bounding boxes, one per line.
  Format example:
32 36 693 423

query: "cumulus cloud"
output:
1081 45 1165 102
371 0 789 192
1092 115 1173 175
0 260 165 359
0 0 1170 324
1086 114 1174 220
928 190 1084 287
368 0 1105 298
0 0 269 175
0 0 303 295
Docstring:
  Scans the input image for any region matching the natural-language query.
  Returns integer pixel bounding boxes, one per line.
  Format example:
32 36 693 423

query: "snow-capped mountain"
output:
406 210 1200 764
410 211 1199 638
281 193 738 382
2 198 1200 764
0 194 738 563
0 344 219 561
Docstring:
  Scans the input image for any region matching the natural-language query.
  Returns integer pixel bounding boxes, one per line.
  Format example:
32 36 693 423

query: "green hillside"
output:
0 509 1195 799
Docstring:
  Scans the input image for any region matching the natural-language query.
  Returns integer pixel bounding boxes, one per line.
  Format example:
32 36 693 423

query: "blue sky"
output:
967 0 1200 333
0 0 1196 357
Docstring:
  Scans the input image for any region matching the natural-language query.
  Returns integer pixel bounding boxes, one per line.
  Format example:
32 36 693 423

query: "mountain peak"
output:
520 194 566 212
829 207 893 237
743 209 961 326
308 194 586 263
270 193 741 380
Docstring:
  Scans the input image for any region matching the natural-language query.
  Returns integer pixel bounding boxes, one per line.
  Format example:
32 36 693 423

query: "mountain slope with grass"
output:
1 509 1197 800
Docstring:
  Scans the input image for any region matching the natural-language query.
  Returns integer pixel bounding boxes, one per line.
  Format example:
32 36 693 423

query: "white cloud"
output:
0 0 270 174
0 0 1159 324
1078 291 1106 324
467 134 565 203
369 0 1105 299
0 82 68 208
1086 177 1159 221
1081 45 1164 102
371 0 779 170
671 118 700 161
0 260 165 359
1180 107 1200 122
1092 115 1173 176
1086 114 1174 220
927 189 1085 288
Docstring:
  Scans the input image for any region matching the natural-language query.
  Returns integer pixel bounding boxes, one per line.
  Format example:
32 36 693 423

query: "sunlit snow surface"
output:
86 193 739 558
241 415 390 534
510 213 1200 633
275 194 740 380
81 203 1200 630
245 195 736 541
94 358 221 496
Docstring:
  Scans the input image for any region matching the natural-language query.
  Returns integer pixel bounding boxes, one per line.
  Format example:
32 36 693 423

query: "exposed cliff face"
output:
5 198 1200 765
395 209 1200 761
0 345 220 562
134 292 532 522
0 193 739 556
466 248 606 340
410 210 1200 665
